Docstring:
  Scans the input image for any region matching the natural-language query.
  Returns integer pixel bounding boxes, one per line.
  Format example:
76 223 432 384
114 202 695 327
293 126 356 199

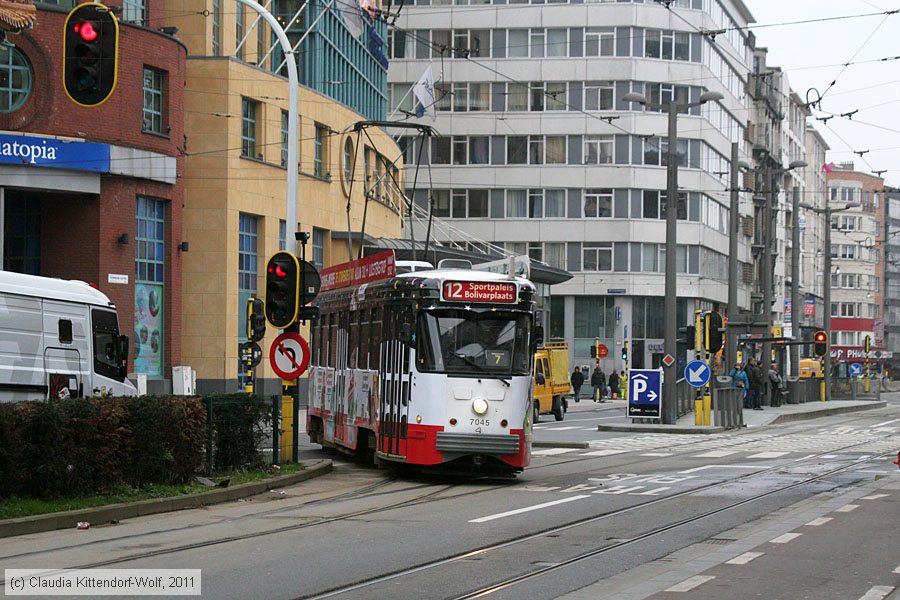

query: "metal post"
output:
791 186 801 377
824 206 832 402
762 167 774 401
727 142 739 370
664 101 679 425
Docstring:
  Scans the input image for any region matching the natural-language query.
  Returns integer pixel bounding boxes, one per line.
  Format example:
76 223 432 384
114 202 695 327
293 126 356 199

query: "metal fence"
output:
712 386 743 430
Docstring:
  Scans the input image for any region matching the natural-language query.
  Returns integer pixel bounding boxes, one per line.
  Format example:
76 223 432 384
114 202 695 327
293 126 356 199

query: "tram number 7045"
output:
470 418 490 427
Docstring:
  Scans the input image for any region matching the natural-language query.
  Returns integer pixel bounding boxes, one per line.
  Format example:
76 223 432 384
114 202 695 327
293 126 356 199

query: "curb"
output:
770 401 887 424
533 440 589 449
596 424 725 434
0 459 333 539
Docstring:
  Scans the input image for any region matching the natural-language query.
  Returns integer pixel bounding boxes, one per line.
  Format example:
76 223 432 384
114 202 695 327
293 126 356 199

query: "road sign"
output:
848 362 863 378
627 369 662 419
685 360 711 388
661 354 675 368
270 332 310 380
597 344 608 358
239 341 262 368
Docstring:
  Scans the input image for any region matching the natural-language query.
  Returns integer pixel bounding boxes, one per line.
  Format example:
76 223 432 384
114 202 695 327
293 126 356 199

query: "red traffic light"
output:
268 264 288 278
74 21 98 41
814 331 826 343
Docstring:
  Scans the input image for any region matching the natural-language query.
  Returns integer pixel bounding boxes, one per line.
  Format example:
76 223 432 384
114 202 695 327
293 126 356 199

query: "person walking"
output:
728 362 749 408
591 365 606 402
571 367 585 403
746 357 765 410
608 370 620 399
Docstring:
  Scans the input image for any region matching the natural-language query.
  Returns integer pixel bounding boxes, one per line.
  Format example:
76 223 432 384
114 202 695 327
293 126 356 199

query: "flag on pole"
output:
822 161 835 173
412 65 437 121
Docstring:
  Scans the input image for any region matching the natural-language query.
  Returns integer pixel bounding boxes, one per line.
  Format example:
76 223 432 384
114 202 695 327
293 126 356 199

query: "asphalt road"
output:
1 397 898 600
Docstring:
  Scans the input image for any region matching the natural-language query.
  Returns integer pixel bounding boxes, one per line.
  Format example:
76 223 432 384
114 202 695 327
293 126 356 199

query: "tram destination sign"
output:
319 250 396 292
442 281 517 303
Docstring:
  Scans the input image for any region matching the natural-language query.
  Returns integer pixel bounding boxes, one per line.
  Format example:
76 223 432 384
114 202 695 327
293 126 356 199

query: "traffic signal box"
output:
621 341 628 361
814 330 828 357
247 298 265 342
265 251 300 329
63 3 119 107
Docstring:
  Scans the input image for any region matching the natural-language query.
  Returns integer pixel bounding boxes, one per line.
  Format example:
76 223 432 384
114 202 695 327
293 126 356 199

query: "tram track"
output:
297 431 897 600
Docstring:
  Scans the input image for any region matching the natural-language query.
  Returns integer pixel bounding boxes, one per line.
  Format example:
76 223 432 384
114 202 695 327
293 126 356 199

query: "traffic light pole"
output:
824 206 833 402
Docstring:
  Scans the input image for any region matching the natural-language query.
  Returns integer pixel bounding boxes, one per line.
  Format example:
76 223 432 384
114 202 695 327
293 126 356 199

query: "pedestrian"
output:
768 362 784 404
728 361 749 408
609 370 620 399
746 357 765 410
571 367 585 403
591 365 606 402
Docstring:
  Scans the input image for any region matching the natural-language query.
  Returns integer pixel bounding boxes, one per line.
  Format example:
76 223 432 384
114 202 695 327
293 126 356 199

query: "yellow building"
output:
163 0 403 392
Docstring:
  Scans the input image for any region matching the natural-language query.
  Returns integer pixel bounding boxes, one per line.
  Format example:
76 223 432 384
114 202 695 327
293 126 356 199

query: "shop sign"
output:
0 133 110 173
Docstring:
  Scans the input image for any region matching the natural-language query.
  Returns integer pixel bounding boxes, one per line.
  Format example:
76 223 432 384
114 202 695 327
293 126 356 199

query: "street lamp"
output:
622 89 725 425
799 200 860 401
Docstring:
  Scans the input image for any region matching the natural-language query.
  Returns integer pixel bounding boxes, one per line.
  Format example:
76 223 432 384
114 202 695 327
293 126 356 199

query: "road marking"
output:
857 470 890 474
518 485 562 492
820 454 838 459
532 448 574 457
469 495 590 523
580 449 628 457
872 417 900 427
726 552 764 565
861 494 889 500
679 464 772 474
770 533 802 544
858 586 894 600
793 454 818 462
641 452 672 456
693 450 739 458
835 504 859 512
541 426 582 431
806 517 833 526
893 565 900 574
748 451 789 459
665 575 715 592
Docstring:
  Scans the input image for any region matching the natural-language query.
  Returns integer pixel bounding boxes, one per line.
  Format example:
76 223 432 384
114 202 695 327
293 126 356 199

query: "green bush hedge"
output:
0 393 270 499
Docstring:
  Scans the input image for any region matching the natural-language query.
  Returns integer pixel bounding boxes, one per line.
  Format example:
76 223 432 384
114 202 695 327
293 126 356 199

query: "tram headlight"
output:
472 398 489 415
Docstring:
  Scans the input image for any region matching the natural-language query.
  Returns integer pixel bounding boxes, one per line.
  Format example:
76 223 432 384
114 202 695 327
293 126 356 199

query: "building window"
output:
314 123 328 178
238 213 258 379
0 46 32 113
235 1 245 61
135 197 166 377
584 189 613 217
279 219 286 251
142 67 165 134
281 110 289 167
585 27 614 56
241 98 258 158
2 191 40 274
584 135 613 164
312 227 326 268
343 137 354 183
123 0 146 25
583 242 612 271
584 81 614 111
257 21 266 68
212 0 221 55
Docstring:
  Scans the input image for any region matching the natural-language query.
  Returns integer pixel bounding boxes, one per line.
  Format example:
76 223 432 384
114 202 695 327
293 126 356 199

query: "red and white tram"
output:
307 250 539 475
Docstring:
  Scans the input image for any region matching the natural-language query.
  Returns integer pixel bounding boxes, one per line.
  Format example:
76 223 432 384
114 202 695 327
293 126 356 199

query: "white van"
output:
0 271 136 402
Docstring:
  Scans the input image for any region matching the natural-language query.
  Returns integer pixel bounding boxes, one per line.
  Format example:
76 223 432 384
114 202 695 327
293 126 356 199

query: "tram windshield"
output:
416 309 532 376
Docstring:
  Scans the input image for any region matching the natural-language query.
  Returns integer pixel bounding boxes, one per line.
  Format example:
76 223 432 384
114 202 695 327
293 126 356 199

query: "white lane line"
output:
641 452 672 456
665 575 715 592
541 426 582 431
857 470 890 474
861 494 890 500
726 552 764 565
872 417 900 427
532 448 575 457
820 454 838 459
806 517 833 526
580 449 628 457
858 586 894 600
748 451 789 459
469 495 590 523
893 565 900 574
793 454 818 462
835 504 859 513
770 533 802 544
693 450 739 458
680 464 772 474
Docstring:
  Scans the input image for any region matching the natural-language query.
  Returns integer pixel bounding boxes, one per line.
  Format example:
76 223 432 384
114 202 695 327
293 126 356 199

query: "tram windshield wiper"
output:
449 351 510 387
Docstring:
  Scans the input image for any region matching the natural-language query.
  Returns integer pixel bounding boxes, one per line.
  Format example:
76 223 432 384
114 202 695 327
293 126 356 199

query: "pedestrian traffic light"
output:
813 330 828 357
705 311 724 353
265 251 300 328
247 298 266 342
680 325 696 350
63 3 119 107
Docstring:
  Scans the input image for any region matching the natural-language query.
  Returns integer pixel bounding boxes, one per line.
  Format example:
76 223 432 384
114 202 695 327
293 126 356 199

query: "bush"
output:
204 394 272 473
127 396 206 486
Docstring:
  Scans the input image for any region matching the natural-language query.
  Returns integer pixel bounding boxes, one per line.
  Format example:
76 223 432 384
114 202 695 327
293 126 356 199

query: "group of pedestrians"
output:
729 358 785 410
571 365 620 403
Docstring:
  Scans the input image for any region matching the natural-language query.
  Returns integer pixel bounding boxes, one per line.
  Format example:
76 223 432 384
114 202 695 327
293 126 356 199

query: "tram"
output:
307 250 539 476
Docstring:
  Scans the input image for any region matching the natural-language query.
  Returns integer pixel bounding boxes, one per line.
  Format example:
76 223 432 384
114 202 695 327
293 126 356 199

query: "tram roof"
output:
395 268 534 287
359 237 573 286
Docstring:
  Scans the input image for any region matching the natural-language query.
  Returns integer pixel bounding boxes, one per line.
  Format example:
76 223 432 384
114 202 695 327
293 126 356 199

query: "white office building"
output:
387 0 755 373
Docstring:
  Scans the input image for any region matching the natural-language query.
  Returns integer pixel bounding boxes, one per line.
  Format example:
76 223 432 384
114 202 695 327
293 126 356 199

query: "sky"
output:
743 0 900 187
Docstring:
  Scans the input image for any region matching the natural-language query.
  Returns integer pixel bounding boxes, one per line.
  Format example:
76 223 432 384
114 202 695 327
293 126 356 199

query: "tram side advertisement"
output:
442 281 517 303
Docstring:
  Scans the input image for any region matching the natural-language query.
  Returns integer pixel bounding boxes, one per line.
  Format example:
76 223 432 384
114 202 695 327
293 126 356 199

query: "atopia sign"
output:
0 133 110 172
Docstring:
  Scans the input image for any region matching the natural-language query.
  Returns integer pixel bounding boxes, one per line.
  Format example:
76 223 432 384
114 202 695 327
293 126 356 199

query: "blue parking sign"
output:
628 369 662 419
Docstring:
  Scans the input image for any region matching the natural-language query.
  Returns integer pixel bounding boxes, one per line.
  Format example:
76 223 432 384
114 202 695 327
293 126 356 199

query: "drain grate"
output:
703 538 736 545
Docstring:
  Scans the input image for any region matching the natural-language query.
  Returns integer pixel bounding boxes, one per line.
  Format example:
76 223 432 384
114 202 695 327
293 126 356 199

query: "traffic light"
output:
864 335 871 353
265 251 300 328
814 330 828 357
621 341 628 361
63 3 119 107
247 298 266 342
705 311 723 353
680 325 696 350
590 346 597 358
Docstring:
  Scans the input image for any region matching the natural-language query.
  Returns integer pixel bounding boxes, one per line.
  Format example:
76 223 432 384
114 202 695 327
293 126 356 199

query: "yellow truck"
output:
533 341 571 422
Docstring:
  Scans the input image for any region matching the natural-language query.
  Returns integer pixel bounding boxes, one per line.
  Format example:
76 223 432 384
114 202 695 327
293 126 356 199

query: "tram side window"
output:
358 310 369 369
329 311 338 369
348 310 359 369
370 306 381 370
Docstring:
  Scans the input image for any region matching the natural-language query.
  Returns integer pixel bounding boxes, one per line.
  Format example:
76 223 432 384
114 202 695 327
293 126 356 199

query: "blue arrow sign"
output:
628 369 662 419
849 362 863 377
685 360 711 388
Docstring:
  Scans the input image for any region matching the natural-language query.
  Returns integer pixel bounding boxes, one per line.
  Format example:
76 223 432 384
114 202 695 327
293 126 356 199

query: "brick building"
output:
0 2 185 392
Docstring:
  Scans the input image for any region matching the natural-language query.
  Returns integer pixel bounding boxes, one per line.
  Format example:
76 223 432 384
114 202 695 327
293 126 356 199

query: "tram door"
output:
379 303 412 457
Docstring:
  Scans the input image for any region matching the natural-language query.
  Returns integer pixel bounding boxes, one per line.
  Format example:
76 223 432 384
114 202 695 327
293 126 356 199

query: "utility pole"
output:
664 100 678 424
791 186 801 377
727 142 740 370
762 167 775 384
